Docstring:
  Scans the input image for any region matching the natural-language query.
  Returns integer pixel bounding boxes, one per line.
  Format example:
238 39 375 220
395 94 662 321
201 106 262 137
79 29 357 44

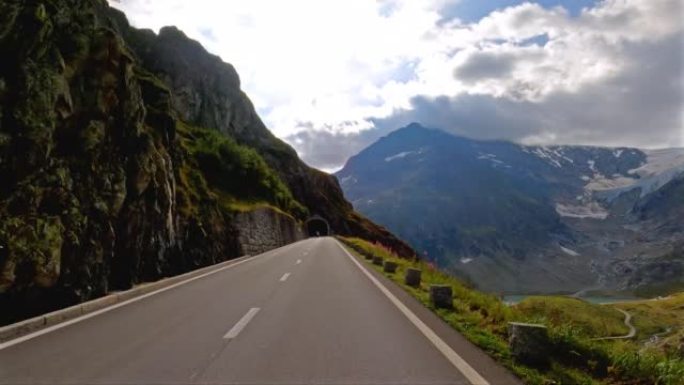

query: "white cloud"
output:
449 0 684 100
110 0 684 169
111 0 450 137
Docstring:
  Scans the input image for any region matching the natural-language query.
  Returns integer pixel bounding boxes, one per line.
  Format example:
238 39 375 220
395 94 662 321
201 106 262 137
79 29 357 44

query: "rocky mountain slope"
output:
0 0 412 324
336 123 684 294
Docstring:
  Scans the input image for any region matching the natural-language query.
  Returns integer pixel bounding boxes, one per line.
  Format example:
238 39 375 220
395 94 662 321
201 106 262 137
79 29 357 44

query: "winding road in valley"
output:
0 237 521 385
595 308 637 341
619 309 637 339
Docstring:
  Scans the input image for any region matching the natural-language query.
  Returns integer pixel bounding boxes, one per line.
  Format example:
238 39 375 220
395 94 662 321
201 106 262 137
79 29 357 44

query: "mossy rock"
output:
79 120 105 153
33 4 47 24
96 166 127 216
0 132 11 149
0 215 64 292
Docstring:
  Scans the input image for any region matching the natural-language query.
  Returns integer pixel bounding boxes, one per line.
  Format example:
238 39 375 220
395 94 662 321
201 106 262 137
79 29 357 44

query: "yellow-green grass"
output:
612 293 684 353
516 296 629 338
212 189 292 217
338 236 684 385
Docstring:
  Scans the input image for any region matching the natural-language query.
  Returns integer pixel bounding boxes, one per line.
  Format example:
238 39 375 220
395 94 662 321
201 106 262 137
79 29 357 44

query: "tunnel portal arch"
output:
306 215 330 237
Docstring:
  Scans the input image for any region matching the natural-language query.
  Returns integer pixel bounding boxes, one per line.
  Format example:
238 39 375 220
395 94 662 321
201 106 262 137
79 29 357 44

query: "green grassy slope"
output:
613 294 684 354
516 296 629 338
177 122 307 218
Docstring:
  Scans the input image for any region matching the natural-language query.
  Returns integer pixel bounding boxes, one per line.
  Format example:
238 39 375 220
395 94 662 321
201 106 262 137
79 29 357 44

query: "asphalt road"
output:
0 237 521 385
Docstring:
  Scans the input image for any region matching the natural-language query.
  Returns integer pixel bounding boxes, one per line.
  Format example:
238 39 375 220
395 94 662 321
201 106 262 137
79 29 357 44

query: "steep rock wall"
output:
0 0 239 324
0 0 414 325
106 11 415 258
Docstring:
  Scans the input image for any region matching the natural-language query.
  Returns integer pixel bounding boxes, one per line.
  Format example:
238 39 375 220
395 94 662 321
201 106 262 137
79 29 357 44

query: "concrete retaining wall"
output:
234 208 305 256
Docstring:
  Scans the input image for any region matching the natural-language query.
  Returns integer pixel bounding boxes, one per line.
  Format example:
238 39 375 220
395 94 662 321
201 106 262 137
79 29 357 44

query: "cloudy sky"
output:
111 0 683 171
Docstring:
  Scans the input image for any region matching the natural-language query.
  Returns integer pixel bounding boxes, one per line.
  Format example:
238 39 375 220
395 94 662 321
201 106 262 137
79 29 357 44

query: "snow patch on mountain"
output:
526 146 577 168
586 148 684 200
385 151 415 162
532 147 562 167
585 174 636 191
560 245 580 257
385 148 427 162
631 148 684 178
339 175 357 186
587 159 597 173
477 153 510 168
555 202 609 219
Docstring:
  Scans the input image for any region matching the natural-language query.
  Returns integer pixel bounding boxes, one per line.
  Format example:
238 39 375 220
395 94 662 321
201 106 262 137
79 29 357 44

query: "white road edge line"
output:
336 240 490 385
280 273 291 282
223 307 260 339
0 253 268 351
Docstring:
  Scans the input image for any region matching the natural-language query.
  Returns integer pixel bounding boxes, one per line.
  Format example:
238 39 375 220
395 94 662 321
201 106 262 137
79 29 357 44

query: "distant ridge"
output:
337 123 684 294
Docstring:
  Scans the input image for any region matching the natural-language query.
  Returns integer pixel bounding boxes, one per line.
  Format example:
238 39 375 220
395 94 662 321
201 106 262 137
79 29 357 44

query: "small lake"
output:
503 295 637 305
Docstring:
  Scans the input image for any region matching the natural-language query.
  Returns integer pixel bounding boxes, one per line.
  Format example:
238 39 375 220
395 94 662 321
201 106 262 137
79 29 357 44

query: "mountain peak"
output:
389 123 473 145
395 122 443 135
386 122 453 142
404 122 428 130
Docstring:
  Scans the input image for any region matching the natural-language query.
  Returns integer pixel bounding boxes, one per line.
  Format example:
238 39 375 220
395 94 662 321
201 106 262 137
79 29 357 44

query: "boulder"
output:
383 261 398 273
429 285 453 309
372 256 384 266
405 268 422 287
364 253 373 260
508 322 551 367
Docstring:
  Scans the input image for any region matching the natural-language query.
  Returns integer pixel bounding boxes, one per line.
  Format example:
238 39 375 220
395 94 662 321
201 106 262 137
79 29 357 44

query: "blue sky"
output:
113 0 683 171
445 0 598 22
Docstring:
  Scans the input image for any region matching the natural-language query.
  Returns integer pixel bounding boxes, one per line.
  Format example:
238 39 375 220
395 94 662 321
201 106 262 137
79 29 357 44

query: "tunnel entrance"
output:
306 215 330 237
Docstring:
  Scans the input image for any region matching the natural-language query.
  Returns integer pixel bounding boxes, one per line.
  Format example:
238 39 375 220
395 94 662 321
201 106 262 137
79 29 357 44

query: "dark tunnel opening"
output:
306 217 330 237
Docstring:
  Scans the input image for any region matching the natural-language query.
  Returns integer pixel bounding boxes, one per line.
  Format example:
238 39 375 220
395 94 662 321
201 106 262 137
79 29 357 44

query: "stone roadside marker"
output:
405 268 422 287
429 285 453 309
508 322 551 367
383 261 398 273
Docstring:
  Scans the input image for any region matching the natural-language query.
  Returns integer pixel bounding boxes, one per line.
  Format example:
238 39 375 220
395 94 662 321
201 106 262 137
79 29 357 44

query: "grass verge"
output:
338 236 684 385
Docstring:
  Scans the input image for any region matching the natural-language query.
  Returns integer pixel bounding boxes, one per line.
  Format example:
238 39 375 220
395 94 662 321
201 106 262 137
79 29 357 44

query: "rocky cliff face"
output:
105 12 405 250
0 0 412 324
